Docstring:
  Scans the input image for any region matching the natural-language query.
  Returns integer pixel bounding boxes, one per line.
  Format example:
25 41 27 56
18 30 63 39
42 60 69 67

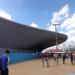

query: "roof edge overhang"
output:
0 17 68 52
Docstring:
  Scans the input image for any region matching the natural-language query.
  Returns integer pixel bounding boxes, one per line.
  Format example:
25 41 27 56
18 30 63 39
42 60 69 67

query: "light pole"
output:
52 24 60 66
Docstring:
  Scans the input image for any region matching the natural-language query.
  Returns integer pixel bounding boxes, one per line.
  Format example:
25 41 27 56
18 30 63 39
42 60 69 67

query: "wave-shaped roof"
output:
0 17 67 52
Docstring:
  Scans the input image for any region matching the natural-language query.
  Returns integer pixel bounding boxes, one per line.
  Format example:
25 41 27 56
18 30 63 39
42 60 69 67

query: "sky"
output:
0 0 75 45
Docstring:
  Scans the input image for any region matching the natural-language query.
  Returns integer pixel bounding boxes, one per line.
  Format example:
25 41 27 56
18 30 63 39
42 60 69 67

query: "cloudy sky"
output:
0 0 75 43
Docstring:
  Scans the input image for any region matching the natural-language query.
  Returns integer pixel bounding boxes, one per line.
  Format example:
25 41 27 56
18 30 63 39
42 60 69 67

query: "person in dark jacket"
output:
70 52 73 65
0 49 3 75
0 56 2 75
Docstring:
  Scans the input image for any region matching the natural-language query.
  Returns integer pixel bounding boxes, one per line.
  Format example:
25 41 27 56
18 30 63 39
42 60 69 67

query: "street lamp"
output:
52 24 60 66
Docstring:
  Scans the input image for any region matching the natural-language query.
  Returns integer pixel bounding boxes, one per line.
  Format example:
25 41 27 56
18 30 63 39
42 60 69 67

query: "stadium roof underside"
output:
0 18 67 52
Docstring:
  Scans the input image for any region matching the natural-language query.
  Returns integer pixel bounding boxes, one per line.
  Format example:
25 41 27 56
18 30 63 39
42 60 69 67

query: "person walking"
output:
62 53 66 64
53 53 57 62
1 50 10 75
0 55 2 75
70 52 73 65
73 53 75 64
41 52 49 67
0 48 3 75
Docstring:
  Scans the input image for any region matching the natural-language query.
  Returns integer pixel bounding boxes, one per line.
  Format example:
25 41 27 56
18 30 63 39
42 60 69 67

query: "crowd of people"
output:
41 52 49 67
62 52 75 65
0 49 10 75
41 51 75 67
